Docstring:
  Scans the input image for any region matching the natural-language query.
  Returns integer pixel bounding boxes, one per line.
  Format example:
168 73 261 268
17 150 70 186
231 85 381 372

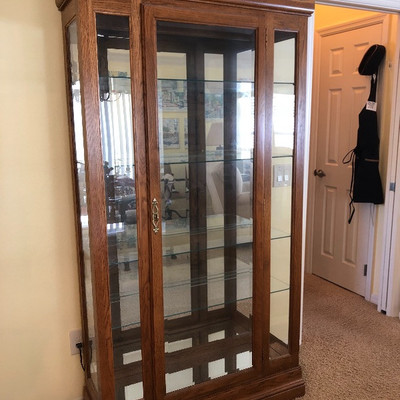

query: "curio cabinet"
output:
56 0 314 399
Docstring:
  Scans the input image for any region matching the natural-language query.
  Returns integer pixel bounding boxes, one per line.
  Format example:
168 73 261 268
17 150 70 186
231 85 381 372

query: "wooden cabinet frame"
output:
56 1 314 399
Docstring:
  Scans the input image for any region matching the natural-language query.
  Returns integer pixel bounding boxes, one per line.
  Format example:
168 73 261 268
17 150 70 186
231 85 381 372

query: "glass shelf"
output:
165 266 252 289
272 153 293 159
158 77 255 84
162 214 252 236
108 234 291 269
110 273 289 330
113 320 141 331
161 154 253 165
105 220 291 268
162 216 289 239
165 296 254 320
99 76 255 84
111 255 290 302
112 268 252 302
162 240 252 260
161 151 292 163
271 228 291 240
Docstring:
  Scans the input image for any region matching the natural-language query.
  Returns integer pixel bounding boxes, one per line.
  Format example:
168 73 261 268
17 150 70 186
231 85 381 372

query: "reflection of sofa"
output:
117 195 136 224
207 162 252 219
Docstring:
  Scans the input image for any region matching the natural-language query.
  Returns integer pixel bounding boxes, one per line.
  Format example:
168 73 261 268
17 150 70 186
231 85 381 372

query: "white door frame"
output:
304 1 400 316
379 27 400 316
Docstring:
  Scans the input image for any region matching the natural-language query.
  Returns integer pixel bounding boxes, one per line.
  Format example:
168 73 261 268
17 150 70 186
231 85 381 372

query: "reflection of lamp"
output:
207 122 224 150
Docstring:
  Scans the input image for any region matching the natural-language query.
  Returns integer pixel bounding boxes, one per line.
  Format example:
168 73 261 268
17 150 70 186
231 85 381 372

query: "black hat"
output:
358 44 386 76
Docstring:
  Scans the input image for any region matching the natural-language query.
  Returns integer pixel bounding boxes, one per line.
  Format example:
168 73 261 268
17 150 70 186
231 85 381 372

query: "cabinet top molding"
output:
55 0 314 14
55 0 69 10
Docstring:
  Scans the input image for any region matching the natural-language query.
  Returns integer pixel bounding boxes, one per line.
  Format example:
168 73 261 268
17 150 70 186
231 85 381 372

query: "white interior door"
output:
311 21 384 296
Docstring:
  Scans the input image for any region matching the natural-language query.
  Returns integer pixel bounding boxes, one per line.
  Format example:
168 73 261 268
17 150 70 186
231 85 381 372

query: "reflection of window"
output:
237 82 254 156
72 82 85 163
99 92 134 177
273 93 295 149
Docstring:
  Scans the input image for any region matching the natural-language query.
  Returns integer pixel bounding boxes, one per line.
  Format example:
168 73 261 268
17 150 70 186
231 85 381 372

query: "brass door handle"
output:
151 198 160 233
313 169 326 178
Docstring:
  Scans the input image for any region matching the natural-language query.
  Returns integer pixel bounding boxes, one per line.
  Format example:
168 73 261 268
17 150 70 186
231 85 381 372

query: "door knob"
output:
313 169 326 178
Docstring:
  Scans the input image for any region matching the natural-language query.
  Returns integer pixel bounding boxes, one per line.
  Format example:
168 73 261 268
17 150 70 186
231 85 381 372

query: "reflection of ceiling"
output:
107 48 130 73
157 53 187 69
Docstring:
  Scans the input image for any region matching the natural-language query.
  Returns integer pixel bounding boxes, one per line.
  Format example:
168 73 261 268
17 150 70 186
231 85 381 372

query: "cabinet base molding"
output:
187 367 305 400
83 367 304 400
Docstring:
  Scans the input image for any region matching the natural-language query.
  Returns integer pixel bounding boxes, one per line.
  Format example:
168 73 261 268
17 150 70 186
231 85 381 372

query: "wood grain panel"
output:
142 5 167 399
129 1 156 399
142 0 314 15
77 0 115 398
93 0 131 13
254 13 267 373
56 0 314 13
55 0 71 11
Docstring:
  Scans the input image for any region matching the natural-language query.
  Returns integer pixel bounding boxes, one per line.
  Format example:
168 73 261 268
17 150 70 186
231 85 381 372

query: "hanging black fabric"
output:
343 44 385 223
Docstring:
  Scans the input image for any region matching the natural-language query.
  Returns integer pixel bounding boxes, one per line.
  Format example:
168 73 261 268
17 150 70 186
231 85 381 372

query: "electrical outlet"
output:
69 329 82 355
273 164 292 187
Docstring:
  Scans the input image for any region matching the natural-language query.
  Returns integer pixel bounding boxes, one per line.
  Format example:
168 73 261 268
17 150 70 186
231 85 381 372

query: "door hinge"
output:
363 264 368 277
389 182 396 192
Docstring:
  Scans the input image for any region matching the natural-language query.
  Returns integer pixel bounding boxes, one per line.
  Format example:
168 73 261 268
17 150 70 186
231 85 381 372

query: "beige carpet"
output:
298 274 400 400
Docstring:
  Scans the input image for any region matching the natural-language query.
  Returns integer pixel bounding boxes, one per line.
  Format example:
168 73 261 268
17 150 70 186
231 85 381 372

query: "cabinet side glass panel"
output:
269 31 296 359
96 14 143 400
157 21 255 393
67 21 99 389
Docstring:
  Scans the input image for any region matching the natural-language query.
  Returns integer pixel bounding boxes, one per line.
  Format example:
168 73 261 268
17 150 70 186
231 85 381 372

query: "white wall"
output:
318 0 400 13
0 0 84 398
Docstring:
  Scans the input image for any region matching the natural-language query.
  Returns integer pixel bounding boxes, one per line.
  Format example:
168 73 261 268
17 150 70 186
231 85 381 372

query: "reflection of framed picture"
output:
205 93 223 118
162 118 180 148
205 81 223 118
184 118 188 148
158 80 187 111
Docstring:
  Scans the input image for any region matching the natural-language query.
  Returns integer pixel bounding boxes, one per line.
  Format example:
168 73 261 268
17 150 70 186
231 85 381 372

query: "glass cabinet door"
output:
95 14 143 400
155 21 256 393
67 19 99 390
270 30 297 359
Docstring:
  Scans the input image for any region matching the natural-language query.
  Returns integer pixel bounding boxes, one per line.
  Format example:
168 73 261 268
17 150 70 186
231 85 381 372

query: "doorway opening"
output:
306 3 400 311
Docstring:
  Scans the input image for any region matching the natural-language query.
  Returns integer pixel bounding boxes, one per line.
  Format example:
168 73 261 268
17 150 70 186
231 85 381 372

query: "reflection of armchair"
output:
207 162 252 219
118 195 136 224
162 172 188 220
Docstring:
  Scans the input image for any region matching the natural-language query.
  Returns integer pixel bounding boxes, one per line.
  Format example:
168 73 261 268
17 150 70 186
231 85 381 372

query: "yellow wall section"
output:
314 4 379 29
0 0 84 399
